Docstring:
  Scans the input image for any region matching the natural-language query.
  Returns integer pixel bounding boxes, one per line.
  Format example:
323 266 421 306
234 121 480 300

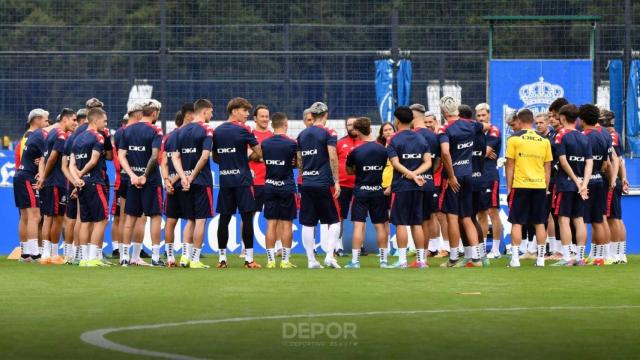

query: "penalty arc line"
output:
80 304 640 360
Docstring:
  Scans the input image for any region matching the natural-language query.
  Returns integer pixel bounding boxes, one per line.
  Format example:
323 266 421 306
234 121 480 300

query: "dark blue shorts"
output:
116 176 129 199
125 184 163 217
299 186 340 226
216 186 255 215
390 191 424 226
78 183 109 222
584 183 605 224
40 185 67 216
507 188 547 225
606 181 622 220
164 192 182 219
351 194 389 224
264 191 297 221
253 185 265 212
479 180 500 211
421 191 436 221
180 184 214 220
441 175 474 217
110 195 121 216
13 172 38 209
553 190 585 219
338 187 354 219
65 187 78 219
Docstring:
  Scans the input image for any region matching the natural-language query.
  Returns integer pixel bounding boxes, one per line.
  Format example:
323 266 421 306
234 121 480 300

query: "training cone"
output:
7 247 21 260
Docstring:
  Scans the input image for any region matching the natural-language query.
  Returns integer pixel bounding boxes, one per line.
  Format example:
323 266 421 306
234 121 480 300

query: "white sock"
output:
603 243 611 259
511 245 520 262
449 247 459 261
42 240 51 259
537 245 546 264
245 248 254 263
118 242 124 255
165 243 174 259
275 240 283 251
282 248 291 262
152 244 160 262
458 243 464 253
577 245 586 261
562 245 572 261
112 241 119 253
398 247 407 264
302 226 316 261
379 247 388 264
38 246 43 256
325 223 340 262
595 244 604 259
122 244 130 261
27 239 39 255
472 245 482 260
97 248 103 260
51 242 59 256
492 240 501 254
588 244 595 258
352 248 360 263
442 240 450 252
74 245 81 260
547 236 556 253
555 239 562 253
427 239 438 252
218 248 227 262
131 242 142 261
62 243 69 258
191 247 201 262
267 248 276 262
463 246 472 259
622 241 627 256
185 243 194 258
416 248 425 263
89 244 98 261
81 244 89 261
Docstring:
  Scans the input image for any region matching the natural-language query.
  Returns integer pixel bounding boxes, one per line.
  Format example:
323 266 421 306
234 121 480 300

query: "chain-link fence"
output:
0 0 637 139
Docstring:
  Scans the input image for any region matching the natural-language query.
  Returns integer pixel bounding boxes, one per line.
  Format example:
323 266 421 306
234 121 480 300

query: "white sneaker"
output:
487 252 502 259
131 258 151 267
323 258 341 269
307 260 324 269
509 259 521 268
535 260 545 267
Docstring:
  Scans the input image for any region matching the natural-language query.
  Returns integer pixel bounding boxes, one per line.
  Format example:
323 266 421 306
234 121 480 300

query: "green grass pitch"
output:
1 255 639 359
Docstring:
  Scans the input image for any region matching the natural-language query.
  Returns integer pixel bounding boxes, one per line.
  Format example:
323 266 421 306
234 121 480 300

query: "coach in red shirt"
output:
337 116 364 254
250 105 273 213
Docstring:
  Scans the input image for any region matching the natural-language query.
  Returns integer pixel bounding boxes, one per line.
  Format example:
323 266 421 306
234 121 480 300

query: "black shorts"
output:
422 191 436 221
111 195 121 216
299 186 340 226
264 191 297 221
40 185 67 216
553 191 585 219
606 182 622 220
125 184 163 217
65 187 78 219
116 176 129 199
216 186 255 215
507 188 547 225
253 185 265 212
180 184 214 220
436 180 447 211
390 191 424 226
441 175 474 217
479 180 500 211
13 172 39 209
546 183 555 216
584 183 605 224
78 183 109 222
351 194 389 224
164 192 182 219
338 187 354 219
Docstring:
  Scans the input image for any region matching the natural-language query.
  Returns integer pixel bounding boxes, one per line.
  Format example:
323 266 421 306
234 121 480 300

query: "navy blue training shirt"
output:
414 127 438 192
387 129 430 193
120 121 163 186
44 127 68 188
554 128 592 192
346 141 388 197
438 119 484 178
175 121 214 187
261 134 297 194
482 125 501 186
582 128 608 186
296 124 338 188
71 129 105 184
212 121 257 188
18 128 48 176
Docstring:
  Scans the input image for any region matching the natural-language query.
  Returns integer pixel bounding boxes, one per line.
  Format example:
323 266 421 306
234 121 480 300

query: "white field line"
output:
81 305 640 360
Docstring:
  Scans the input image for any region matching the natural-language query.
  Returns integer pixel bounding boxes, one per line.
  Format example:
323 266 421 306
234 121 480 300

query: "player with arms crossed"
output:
261 112 298 268
345 117 391 268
